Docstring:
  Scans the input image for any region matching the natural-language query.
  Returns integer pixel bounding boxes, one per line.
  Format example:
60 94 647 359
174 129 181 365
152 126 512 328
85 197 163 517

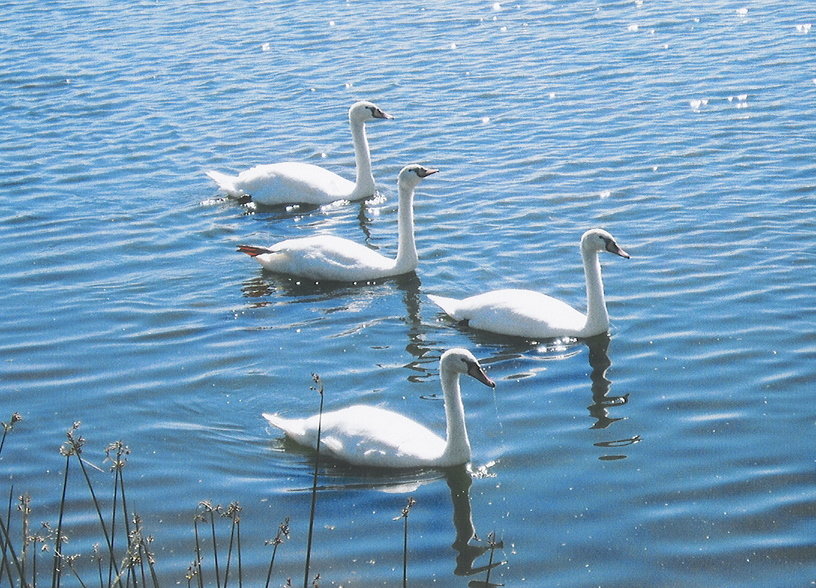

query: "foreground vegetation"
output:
0 408 504 587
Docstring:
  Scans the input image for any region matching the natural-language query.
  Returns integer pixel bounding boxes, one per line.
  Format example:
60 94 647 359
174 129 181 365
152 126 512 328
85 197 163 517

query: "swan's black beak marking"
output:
418 167 439 178
606 240 631 259
374 108 394 120
467 360 496 388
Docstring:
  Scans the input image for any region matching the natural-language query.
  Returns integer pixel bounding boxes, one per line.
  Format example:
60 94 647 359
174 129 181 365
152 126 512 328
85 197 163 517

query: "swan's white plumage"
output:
237 164 436 281
206 163 355 204
206 101 392 206
429 229 630 339
263 348 495 469
264 406 447 467
428 289 588 339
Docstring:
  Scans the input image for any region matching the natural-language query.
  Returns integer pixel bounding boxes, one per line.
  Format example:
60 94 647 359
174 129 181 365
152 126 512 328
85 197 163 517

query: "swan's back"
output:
254 235 396 281
264 405 447 468
235 163 356 206
429 289 587 338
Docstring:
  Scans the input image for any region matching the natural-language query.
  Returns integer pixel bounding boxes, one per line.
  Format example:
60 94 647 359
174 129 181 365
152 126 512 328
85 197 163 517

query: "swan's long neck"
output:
393 182 418 273
440 369 471 465
582 248 609 336
348 118 375 199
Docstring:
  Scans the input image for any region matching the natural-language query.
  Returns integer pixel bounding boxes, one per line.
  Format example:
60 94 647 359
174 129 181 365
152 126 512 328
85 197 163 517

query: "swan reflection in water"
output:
444 465 506 578
583 333 641 459
275 450 506 579
584 333 628 429
447 328 640 459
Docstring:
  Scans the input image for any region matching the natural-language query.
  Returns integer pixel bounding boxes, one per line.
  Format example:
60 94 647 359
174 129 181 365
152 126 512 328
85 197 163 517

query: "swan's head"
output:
349 100 394 122
398 164 438 189
581 229 630 259
441 348 496 388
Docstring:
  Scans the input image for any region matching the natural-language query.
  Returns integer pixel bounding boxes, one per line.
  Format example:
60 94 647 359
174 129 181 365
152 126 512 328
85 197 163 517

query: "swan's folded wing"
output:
440 289 586 338
319 405 445 467
263 236 394 280
239 163 355 206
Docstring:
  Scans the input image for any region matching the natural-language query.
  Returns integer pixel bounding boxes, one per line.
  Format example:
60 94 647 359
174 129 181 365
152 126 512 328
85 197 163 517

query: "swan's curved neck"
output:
393 182 418 273
349 118 375 199
582 248 609 335
440 370 471 464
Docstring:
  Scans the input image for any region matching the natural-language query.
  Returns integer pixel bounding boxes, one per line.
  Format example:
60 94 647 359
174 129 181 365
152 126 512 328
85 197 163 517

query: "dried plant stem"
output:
50 452 71 588
196 501 222 588
1 487 13 586
71 452 119 578
193 516 204 588
105 442 130 587
394 497 416 588
222 502 242 588
236 520 242 588
264 518 289 588
31 534 42 588
303 374 324 588
403 513 409 587
0 511 26 586
0 413 22 458
209 508 221 588
19 493 31 583
483 531 505 587
108 478 120 587
141 534 160 587
64 556 89 588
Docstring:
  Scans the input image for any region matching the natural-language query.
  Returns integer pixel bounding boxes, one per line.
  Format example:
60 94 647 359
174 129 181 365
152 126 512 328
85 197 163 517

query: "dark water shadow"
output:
238 192 388 238
430 310 581 348
202 193 324 220
241 268 421 304
428 311 586 366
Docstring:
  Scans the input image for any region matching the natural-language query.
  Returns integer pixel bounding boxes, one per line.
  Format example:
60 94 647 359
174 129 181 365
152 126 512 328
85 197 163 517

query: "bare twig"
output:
264 518 290 588
304 374 324 588
394 497 416 587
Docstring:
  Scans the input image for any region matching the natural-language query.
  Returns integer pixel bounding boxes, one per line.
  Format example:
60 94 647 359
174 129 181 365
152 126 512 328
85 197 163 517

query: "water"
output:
1 1 815 586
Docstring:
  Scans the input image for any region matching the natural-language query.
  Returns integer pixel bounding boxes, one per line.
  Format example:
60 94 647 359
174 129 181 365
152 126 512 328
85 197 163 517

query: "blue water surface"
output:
1 1 815 586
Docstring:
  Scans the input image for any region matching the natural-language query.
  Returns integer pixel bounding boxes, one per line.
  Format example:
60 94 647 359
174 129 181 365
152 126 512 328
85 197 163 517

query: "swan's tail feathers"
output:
263 412 308 443
206 170 245 198
427 294 461 318
262 412 287 431
238 245 273 257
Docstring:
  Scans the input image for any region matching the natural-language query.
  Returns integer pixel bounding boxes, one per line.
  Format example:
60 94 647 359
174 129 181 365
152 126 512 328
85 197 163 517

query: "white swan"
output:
206 101 393 206
428 229 630 339
236 164 436 281
263 348 495 468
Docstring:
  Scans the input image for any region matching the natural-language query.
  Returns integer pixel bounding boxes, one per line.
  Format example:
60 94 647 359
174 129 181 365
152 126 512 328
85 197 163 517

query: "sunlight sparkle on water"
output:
689 98 709 111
